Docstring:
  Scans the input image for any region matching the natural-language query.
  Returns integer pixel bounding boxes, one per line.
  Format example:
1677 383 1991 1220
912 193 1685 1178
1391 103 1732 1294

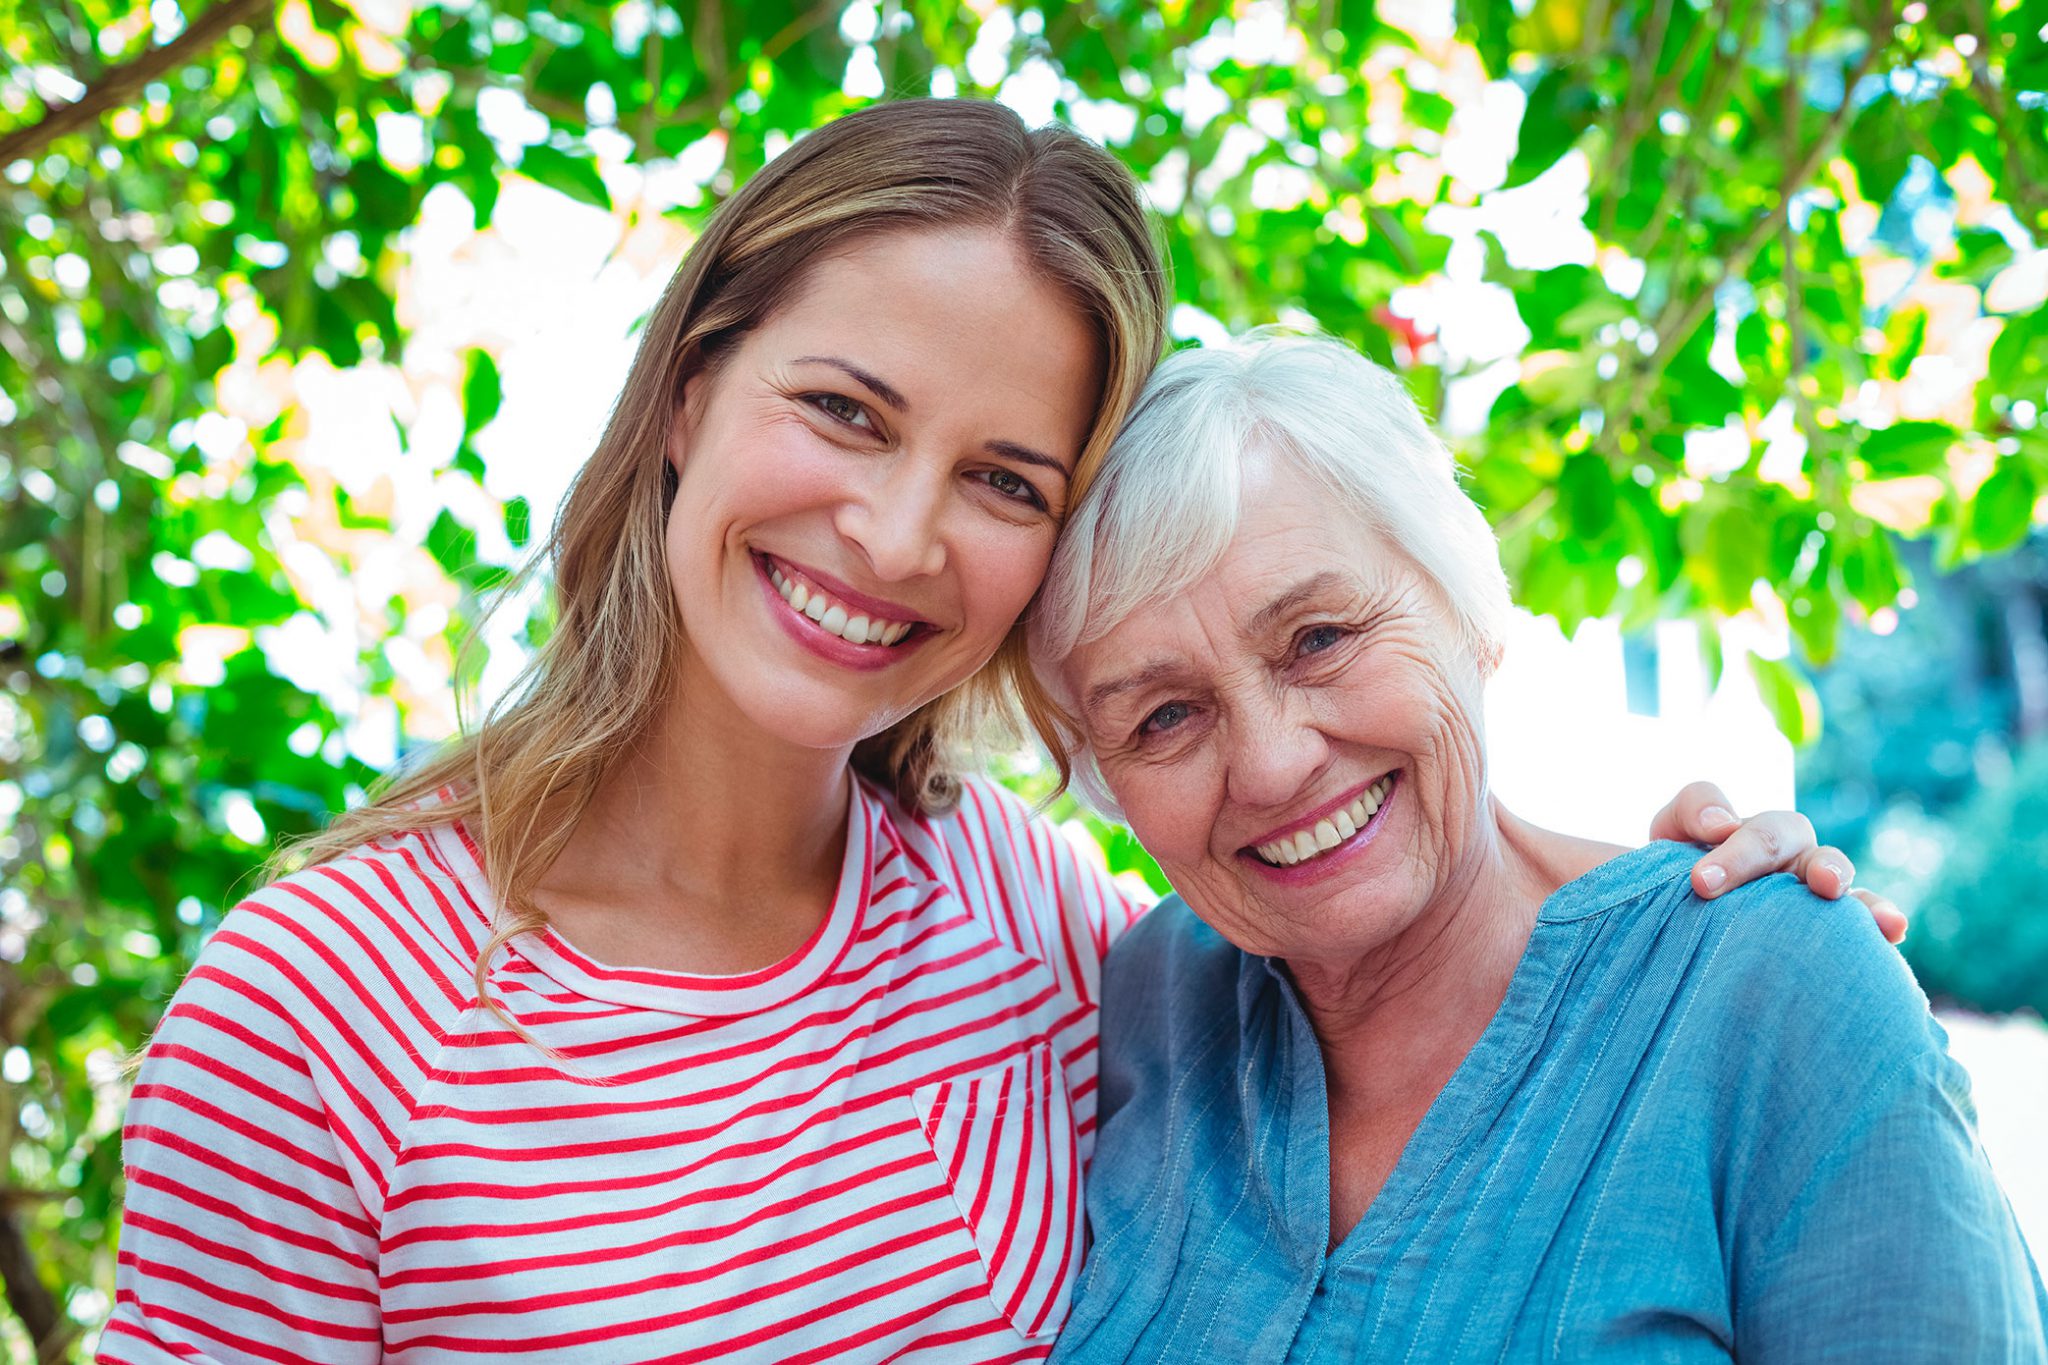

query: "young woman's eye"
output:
807 393 872 429
1139 701 1192 738
1298 624 1347 656
979 467 1047 510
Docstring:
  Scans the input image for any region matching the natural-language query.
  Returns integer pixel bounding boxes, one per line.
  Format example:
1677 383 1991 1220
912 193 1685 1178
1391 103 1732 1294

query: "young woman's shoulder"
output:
889 774 1152 993
170 825 487 1086
112 826 482 1361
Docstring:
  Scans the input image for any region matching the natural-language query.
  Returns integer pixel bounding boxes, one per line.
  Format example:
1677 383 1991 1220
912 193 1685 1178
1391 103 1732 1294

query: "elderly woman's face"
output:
1065 452 1492 967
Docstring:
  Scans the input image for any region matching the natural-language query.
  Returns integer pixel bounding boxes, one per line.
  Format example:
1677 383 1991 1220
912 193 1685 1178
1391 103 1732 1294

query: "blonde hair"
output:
273 100 1166 1009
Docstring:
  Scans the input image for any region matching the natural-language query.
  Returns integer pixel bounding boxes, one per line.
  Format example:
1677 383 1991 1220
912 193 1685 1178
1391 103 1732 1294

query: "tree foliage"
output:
1 0 2045 1352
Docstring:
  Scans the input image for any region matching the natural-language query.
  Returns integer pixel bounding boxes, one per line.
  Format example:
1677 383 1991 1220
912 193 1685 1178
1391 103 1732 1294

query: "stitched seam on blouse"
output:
1345 916 1595 1283
1088 1016 1236 1271
1395 921 1601 1364
1539 852 1696 925
1550 922 1734 1357
1182 1041 1283 1358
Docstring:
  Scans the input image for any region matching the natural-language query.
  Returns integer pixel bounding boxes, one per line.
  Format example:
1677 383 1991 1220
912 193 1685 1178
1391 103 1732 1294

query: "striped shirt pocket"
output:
911 1042 1085 1341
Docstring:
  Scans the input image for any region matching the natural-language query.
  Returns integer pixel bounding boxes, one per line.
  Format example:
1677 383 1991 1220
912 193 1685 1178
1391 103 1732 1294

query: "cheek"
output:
671 421 845 557
1114 762 1223 880
951 522 1056 635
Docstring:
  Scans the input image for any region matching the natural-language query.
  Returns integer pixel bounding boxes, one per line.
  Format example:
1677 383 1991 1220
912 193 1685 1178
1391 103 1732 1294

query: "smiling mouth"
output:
1249 772 1397 868
761 555 925 648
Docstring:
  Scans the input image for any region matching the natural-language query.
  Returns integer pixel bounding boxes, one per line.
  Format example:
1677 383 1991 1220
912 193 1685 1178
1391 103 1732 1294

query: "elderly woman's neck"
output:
1288 799 1616 1108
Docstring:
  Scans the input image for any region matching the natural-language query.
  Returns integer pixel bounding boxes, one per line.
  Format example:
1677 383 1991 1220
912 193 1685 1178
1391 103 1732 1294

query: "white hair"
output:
1027 328 1513 807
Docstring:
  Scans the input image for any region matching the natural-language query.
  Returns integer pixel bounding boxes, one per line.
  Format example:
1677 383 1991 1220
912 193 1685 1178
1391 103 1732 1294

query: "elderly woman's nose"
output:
836 455 948 581
1223 698 1332 810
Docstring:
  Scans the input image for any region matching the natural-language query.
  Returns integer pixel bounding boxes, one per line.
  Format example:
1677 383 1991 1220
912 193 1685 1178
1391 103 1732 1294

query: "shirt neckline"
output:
437 777 878 1018
1272 843 1695 1268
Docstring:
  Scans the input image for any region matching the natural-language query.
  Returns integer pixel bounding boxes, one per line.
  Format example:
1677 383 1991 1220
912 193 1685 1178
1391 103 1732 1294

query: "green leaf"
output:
1858 421 1957 477
1559 452 1617 539
518 144 613 211
1748 653 1822 747
1971 461 2039 555
426 508 477 574
1507 66 1598 187
463 349 503 436
1839 531 1904 612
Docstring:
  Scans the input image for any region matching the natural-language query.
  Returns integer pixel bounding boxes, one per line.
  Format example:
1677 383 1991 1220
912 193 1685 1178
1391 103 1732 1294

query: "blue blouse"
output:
1052 842 2048 1362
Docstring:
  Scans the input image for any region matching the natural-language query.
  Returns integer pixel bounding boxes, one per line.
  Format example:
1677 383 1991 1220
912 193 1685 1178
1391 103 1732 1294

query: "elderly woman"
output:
1030 332 2048 1362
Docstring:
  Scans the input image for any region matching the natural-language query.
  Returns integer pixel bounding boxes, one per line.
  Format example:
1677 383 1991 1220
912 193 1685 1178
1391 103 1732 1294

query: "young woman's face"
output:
664 227 1103 751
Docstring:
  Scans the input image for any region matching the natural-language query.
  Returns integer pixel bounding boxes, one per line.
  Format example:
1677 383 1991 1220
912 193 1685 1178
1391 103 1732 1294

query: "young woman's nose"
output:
1223 693 1332 814
835 452 948 582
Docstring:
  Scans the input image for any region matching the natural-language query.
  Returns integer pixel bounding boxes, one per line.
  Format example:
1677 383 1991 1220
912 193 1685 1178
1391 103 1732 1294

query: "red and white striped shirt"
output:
104 775 1147 1364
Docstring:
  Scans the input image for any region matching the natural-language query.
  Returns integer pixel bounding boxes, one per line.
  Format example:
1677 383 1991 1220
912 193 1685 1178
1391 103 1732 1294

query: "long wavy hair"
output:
273 99 1167 1002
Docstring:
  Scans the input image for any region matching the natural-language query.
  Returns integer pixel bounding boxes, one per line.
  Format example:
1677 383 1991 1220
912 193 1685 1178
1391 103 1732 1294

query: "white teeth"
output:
1255 775 1396 868
769 560 915 646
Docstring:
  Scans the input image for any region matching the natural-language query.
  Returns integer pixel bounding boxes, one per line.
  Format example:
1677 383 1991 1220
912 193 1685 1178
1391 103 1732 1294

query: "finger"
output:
1689 810 1817 898
1851 887 1909 945
1651 781 1741 845
1792 846 1855 900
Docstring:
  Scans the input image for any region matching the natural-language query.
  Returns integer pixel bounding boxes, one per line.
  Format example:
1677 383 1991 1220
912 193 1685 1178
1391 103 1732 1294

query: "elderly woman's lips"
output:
1250 772 1396 868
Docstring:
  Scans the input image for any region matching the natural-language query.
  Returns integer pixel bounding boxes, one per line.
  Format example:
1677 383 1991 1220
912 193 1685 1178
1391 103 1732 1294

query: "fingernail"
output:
1823 862 1847 889
1701 806 1737 830
1700 864 1727 893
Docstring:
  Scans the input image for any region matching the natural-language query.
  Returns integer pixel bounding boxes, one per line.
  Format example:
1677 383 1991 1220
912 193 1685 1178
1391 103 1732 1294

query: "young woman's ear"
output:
667 369 708 477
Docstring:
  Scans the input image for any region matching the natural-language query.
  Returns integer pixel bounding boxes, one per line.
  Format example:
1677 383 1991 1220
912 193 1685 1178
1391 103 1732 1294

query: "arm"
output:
1733 1022 2048 1360
1649 780 1908 944
103 896 399 1364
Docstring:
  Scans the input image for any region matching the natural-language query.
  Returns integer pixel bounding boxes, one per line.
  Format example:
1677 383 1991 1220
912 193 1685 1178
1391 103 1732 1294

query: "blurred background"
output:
3 0 2046 1356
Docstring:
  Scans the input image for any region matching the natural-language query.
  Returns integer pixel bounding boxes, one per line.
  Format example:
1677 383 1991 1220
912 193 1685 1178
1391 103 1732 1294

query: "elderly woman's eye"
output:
1299 625 1347 655
808 393 872 428
1139 701 1192 736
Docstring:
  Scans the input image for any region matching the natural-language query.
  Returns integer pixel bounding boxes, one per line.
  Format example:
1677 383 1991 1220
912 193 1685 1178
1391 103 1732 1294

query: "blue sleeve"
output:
1710 884 2048 1360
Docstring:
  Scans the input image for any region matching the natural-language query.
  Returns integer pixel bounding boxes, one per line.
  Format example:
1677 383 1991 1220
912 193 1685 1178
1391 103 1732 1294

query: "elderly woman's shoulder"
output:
1614 840 1932 1039
1101 893 1247 1018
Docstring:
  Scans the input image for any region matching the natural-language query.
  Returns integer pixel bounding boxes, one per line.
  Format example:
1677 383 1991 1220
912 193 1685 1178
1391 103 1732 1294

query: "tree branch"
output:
0 0 272 166
0 1199 65 1361
1959 0 2045 229
1630 0 1767 264
1642 0 1896 392
1598 0 1678 239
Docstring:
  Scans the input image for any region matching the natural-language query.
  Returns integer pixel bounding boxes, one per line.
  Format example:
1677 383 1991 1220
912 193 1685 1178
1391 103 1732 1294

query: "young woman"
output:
104 99 1884 1365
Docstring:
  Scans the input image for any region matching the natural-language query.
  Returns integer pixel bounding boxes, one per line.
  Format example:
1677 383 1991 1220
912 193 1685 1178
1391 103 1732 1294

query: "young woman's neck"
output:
533 661 858 974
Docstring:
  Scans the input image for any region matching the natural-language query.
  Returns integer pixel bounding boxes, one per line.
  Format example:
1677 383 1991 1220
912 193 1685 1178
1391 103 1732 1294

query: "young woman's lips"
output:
1237 771 1400 887
754 552 931 673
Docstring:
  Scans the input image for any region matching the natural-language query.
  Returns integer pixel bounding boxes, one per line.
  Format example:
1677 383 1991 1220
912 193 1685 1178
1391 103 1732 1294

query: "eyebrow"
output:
793 355 909 412
1083 657 1187 718
1249 572 1348 635
987 439 1073 482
